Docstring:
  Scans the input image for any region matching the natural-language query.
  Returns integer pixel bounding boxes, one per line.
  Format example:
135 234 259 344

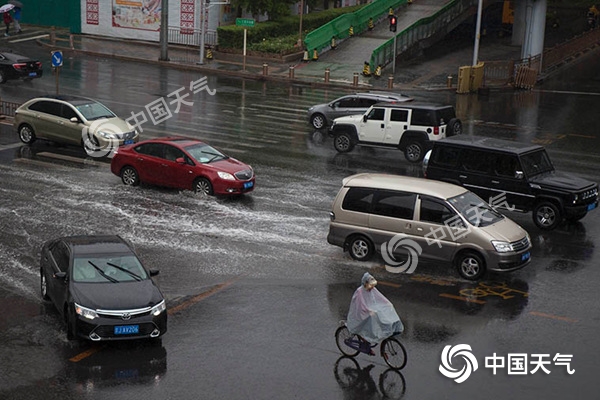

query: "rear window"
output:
342 187 374 213
411 109 436 126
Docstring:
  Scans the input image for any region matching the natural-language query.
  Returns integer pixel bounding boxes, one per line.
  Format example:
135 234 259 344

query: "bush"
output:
217 4 365 51
247 34 299 54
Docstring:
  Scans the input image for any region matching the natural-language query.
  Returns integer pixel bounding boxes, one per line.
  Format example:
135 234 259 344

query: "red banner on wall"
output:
181 0 195 34
86 0 99 25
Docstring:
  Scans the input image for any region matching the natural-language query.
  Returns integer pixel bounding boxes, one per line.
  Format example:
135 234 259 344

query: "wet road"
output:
0 42 599 399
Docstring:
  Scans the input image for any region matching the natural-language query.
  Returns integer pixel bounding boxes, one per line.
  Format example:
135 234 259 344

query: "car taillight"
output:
433 126 439 135
35 62 42 69
12 63 27 71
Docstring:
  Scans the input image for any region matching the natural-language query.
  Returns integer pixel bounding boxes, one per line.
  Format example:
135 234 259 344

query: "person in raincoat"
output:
346 272 404 345
3 11 12 37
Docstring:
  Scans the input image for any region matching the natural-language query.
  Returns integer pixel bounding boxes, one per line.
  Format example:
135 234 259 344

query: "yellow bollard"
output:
331 36 337 50
349 26 354 37
374 65 382 78
362 61 371 77
312 49 319 61
205 47 213 60
368 18 374 31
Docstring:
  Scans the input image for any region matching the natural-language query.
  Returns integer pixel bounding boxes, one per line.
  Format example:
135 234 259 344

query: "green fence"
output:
369 0 478 70
20 0 81 33
304 0 408 53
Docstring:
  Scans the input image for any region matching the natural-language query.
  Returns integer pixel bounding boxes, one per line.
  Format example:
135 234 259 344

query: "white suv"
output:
330 103 462 163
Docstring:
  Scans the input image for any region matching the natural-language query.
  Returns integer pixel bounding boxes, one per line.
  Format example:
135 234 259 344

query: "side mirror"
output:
54 271 67 280
363 114 368 123
175 157 186 164
329 103 335 108
149 269 160 277
515 171 524 179
70 117 79 123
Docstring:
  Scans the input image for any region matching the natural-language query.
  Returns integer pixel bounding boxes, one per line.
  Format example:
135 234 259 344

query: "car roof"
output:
437 135 544 154
26 95 97 104
342 173 467 199
136 136 206 147
371 102 454 110
57 235 134 256
0 52 34 61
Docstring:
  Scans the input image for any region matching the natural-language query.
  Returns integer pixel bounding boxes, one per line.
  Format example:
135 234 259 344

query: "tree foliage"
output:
230 0 319 21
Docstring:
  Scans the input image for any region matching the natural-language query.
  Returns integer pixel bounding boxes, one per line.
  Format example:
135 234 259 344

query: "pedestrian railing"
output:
0 99 20 118
168 27 217 47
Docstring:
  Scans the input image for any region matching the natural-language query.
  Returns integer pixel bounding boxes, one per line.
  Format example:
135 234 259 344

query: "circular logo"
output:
81 120 122 158
439 344 479 383
381 234 422 274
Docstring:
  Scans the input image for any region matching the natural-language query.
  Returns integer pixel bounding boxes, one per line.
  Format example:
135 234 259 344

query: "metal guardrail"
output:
168 27 217 47
0 100 20 118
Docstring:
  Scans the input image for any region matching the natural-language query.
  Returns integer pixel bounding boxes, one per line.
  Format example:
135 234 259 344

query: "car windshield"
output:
72 255 148 283
448 191 504 227
185 143 228 163
520 149 554 177
75 101 117 121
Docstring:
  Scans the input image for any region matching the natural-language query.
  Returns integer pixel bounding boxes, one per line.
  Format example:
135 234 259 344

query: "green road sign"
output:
236 18 255 27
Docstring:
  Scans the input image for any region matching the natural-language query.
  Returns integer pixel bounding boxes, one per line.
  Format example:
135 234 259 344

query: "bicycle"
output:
335 321 407 370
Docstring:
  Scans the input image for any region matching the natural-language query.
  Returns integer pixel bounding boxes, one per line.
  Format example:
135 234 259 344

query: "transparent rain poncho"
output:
346 273 404 344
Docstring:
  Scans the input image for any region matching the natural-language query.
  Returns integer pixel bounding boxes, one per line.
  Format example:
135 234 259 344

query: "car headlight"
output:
75 303 99 320
491 240 513 253
217 171 235 180
99 131 118 139
151 300 167 316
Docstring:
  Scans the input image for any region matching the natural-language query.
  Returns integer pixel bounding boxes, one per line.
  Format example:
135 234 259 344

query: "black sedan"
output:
40 235 167 341
0 51 43 84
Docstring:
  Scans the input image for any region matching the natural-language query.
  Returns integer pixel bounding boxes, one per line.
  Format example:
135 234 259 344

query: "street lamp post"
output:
472 0 483 66
297 0 304 48
199 0 206 64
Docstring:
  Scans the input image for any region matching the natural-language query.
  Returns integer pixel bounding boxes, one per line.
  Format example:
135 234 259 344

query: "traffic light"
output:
389 15 397 32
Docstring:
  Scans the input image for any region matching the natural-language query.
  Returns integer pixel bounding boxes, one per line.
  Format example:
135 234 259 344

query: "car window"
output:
372 190 416 219
493 154 519 178
185 143 228 163
342 187 374 213
164 144 185 162
49 241 70 272
336 97 357 108
419 196 456 224
448 191 504 227
28 100 61 117
60 104 79 120
359 98 378 107
520 149 554 176
390 109 408 122
431 146 459 167
73 254 149 283
75 101 116 121
411 109 435 126
461 149 492 174
366 108 385 121
135 143 164 158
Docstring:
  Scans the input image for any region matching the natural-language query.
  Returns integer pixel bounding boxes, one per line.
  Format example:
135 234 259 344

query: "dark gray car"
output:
307 92 413 130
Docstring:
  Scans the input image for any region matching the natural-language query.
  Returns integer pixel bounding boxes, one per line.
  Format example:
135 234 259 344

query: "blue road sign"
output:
51 51 63 67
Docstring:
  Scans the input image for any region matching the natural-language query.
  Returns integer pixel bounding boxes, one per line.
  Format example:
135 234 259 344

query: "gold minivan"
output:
327 173 532 280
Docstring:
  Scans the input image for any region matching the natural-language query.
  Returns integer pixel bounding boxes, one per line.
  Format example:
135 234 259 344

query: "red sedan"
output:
110 137 255 195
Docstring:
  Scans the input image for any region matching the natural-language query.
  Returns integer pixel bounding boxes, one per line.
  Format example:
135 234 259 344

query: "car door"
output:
384 108 411 145
331 96 360 120
26 100 62 141
358 107 388 143
367 190 419 255
46 241 71 313
456 149 494 203
488 153 535 212
411 195 461 263
161 144 195 189
56 103 84 146
131 143 167 186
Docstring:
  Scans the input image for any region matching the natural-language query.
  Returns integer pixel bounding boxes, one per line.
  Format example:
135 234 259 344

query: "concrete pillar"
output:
512 0 527 46
521 0 547 62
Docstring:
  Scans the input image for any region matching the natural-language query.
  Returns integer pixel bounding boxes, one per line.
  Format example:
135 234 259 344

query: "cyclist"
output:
346 273 404 351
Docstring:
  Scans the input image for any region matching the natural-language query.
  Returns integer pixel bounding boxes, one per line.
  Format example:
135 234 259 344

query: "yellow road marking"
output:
69 347 101 363
378 281 401 288
168 279 236 315
529 311 578 323
568 133 595 139
439 293 486 304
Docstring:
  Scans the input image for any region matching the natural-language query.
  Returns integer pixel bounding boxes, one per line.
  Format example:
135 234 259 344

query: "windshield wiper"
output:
88 261 119 283
107 262 142 281
203 151 224 163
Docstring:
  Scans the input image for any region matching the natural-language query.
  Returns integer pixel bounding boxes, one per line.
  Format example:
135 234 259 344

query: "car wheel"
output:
0 70 6 84
455 251 486 280
18 124 36 144
348 235 374 261
447 118 462 136
334 132 354 153
533 201 561 230
404 141 424 163
40 270 50 300
121 166 140 186
194 177 214 196
310 113 327 130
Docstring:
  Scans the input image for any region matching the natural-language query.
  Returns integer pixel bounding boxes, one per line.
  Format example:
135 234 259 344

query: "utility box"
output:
470 62 485 91
456 66 471 94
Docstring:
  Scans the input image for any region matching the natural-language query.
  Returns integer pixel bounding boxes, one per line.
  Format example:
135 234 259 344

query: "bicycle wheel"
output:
381 338 407 370
335 326 360 357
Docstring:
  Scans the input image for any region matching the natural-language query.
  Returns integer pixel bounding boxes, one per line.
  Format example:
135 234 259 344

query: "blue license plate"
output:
243 181 254 189
521 251 531 262
28 72 37 77
124 139 134 145
114 325 139 335
587 202 597 212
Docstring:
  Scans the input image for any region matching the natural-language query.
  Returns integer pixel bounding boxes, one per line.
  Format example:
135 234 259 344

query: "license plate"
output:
28 72 37 77
521 252 531 262
587 202 597 212
114 325 139 335
243 181 254 189
124 139 134 145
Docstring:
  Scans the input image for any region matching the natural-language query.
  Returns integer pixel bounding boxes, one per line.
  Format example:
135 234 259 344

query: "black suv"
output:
423 136 598 230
